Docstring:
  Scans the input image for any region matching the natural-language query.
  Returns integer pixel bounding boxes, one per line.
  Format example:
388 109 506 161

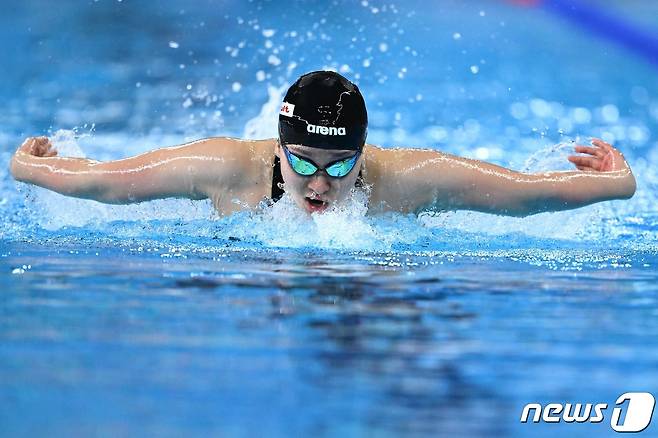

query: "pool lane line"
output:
507 0 658 67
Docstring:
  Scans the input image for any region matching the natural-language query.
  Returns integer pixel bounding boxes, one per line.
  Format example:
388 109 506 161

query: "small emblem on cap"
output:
279 102 295 117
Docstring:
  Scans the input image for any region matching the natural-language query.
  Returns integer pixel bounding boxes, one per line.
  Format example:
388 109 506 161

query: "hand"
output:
567 138 628 172
16 136 58 157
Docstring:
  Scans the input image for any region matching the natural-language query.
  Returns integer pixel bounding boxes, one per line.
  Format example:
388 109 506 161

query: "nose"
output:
307 174 331 195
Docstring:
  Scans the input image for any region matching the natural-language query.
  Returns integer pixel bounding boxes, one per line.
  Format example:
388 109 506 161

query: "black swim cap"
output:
278 70 368 151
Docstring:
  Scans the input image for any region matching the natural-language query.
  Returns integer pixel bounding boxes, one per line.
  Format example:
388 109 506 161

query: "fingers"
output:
591 138 614 152
571 138 628 172
575 138 613 152
33 137 49 155
591 138 610 146
34 138 48 156
18 137 36 153
574 145 605 157
18 136 55 157
568 155 600 170
41 141 56 157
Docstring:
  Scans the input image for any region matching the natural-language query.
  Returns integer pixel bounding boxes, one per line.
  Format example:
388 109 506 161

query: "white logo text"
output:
307 124 346 136
520 392 655 433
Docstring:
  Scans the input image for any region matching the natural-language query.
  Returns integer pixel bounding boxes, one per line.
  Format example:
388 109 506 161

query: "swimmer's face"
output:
275 142 364 214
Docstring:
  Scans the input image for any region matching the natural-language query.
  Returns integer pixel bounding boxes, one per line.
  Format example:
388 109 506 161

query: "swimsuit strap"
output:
356 169 364 188
271 156 285 202
271 156 364 203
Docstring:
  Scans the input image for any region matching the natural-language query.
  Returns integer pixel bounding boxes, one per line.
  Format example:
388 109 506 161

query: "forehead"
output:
286 144 356 158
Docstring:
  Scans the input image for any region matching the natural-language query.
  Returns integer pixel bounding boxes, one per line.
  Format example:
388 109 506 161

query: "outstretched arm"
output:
370 139 636 216
10 136 247 204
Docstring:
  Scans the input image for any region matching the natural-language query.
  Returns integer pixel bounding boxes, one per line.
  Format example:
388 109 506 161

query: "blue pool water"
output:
2 1 658 436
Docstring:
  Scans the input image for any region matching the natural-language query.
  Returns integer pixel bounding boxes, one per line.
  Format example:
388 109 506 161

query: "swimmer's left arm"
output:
376 139 636 216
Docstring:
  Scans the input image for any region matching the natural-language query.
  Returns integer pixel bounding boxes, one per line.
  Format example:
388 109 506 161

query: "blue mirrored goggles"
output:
282 145 361 178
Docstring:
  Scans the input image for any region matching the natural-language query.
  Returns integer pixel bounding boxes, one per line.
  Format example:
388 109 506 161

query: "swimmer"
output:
10 70 636 216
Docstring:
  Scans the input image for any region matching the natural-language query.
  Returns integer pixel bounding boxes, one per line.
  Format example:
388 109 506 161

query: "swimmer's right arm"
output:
10 136 245 203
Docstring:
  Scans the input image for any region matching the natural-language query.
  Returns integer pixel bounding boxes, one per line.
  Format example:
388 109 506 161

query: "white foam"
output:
243 84 287 140
220 186 426 251
21 131 215 230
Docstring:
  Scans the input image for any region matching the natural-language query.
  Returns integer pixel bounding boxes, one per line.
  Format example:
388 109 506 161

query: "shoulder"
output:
191 137 276 209
163 137 275 179
362 144 458 212
362 144 453 179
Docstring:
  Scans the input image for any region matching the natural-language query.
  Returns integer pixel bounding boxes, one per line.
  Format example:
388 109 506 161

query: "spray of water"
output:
5 89 657 251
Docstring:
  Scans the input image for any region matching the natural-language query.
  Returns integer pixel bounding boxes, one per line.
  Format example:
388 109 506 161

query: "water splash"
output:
15 130 215 231
6 129 656 250
243 84 287 140
225 188 411 250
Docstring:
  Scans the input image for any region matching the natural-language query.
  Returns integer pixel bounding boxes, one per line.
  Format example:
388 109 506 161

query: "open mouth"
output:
305 197 328 212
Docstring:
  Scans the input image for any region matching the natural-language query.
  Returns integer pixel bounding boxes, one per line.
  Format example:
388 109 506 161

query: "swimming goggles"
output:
282 145 360 178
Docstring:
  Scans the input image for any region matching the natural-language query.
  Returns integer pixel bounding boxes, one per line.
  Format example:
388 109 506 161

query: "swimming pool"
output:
2 1 658 436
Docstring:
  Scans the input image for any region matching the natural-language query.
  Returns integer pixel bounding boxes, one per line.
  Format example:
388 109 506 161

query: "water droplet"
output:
268 54 281 66
601 104 619 123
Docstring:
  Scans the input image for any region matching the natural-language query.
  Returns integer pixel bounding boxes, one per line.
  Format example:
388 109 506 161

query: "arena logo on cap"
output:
307 123 346 136
520 392 655 433
279 102 295 117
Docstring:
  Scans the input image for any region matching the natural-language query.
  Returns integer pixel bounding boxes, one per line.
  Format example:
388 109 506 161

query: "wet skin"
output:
274 142 364 214
10 136 636 217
